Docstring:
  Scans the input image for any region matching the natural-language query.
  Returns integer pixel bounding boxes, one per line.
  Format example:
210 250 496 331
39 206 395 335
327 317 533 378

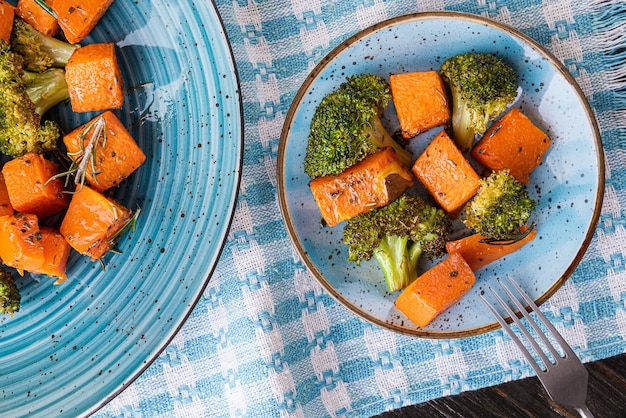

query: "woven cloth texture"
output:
97 0 626 417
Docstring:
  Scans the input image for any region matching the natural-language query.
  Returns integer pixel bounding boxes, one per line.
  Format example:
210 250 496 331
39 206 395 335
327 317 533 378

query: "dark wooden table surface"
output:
378 353 625 417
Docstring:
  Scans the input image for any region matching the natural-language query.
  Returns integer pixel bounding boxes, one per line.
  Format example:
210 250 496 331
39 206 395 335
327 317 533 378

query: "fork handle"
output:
576 405 595 418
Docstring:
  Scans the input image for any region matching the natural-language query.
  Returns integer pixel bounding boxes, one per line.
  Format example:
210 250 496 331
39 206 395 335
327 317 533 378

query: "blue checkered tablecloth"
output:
96 0 626 416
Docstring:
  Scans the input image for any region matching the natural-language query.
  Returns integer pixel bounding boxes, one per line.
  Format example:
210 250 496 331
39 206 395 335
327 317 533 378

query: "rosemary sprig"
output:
33 0 58 19
42 161 78 189
108 206 141 245
478 223 536 245
43 115 107 193
74 115 106 187
92 206 141 271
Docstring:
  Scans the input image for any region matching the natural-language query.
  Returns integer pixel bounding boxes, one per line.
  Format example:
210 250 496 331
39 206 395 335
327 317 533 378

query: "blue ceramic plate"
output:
0 2 242 416
278 12 604 338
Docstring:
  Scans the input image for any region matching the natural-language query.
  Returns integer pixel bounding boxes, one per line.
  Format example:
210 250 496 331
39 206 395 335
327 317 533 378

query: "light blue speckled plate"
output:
278 12 604 338
0 2 242 416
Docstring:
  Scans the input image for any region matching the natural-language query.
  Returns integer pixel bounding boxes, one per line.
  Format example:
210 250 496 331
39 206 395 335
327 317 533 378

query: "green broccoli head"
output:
0 42 61 157
463 169 536 241
440 52 518 153
11 17 80 72
342 194 451 292
304 73 412 179
0 267 20 316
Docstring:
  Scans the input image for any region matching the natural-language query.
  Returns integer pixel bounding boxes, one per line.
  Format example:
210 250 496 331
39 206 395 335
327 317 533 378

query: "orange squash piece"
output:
60 185 132 260
63 111 146 191
472 107 551 184
309 148 414 227
29 226 71 283
390 71 450 139
65 42 123 112
16 0 59 37
0 213 45 275
412 130 480 215
395 252 476 328
0 173 14 216
2 153 70 219
52 0 114 44
0 1 15 44
445 229 537 271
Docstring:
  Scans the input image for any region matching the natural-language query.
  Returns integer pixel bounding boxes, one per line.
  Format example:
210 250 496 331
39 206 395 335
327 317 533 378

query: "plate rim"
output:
86 3 245 414
277 10 605 338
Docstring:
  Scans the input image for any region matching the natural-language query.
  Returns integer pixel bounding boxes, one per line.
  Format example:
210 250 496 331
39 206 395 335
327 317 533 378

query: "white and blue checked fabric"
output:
97 0 626 416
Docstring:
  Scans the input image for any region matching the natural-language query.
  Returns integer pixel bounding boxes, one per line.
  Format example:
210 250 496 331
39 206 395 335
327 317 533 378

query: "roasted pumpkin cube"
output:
30 226 71 283
0 173 14 217
309 148 414 227
63 111 146 191
60 185 132 260
445 228 537 271
2 153 70 219
16 0 59 37
412 130 480 215
65 42 124 112
0 1 15 43
472 107 551 184
0 213 45 275
395 252 476 328
390 70 450 139
52 0 114 44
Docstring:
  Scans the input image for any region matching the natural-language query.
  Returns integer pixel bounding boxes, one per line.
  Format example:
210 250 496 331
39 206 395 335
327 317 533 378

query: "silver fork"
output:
480 276 594 418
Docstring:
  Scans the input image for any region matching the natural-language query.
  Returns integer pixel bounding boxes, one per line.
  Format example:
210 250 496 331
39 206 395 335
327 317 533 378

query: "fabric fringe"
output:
589 0 626 122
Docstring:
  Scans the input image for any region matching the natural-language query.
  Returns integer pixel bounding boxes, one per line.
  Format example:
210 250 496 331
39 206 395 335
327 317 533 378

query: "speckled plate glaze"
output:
278 12 604 338
0 2 242 416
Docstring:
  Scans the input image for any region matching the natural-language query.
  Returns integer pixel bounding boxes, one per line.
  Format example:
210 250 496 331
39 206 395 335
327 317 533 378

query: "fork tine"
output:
496 276 562 367
479 292 545 376
503 275 577 360
483 277 593 417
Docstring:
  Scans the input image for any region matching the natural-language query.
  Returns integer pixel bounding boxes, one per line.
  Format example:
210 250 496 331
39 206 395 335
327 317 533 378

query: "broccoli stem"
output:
23 68 69 116
12 18 80 70
373 235 423 292
37 36 79 67
368 114 412 166
450 88 475 153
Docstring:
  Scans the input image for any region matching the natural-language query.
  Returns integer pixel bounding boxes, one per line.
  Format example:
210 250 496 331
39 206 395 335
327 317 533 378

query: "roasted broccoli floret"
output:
304 73 412 179
0 42 65 157
343 194 451 292
0 266 20 316
463 169 536 241
11 17 79 72
440 52 518 153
